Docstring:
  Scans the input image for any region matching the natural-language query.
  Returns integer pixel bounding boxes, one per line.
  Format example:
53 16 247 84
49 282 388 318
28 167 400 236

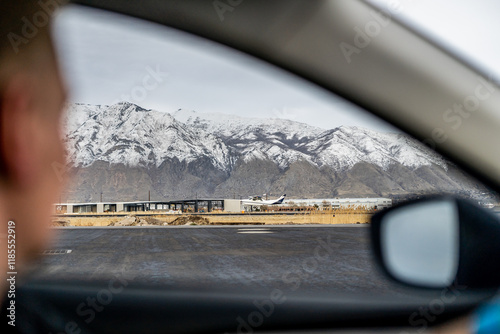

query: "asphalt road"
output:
28 225 409 295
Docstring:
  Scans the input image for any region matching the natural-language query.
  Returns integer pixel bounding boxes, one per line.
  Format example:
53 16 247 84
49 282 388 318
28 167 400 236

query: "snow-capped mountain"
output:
65 102 232 171
61 102 487 201
304 126 447 171
172 109 324 141
171 109 447 171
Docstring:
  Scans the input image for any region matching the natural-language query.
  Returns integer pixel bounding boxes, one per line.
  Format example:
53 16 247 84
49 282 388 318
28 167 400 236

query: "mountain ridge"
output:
61 102 488 202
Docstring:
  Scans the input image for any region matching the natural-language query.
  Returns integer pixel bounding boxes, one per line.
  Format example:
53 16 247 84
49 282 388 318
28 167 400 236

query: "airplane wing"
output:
242 195 286 206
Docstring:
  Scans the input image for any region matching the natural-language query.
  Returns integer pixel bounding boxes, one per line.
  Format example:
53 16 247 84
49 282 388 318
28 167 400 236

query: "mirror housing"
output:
371 196 500 290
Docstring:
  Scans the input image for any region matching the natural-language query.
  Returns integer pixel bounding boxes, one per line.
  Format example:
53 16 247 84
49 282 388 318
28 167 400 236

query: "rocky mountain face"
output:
61 102 489 202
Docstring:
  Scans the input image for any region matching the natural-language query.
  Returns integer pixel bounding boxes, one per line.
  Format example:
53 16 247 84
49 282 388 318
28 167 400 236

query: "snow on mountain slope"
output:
171 109 447 171
171 109 324 168
64 103 447 172
64 103 105 132
172 109 324 141
65 102 232 170
305 126 447 171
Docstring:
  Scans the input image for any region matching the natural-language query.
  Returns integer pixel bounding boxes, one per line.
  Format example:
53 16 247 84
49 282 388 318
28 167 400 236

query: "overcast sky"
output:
53 2 500 132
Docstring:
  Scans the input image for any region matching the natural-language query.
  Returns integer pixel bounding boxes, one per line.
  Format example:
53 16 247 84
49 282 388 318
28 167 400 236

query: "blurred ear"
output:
0 74 38 188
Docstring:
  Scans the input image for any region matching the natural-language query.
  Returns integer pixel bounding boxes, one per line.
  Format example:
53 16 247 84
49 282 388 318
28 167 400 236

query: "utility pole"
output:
100 192 103 203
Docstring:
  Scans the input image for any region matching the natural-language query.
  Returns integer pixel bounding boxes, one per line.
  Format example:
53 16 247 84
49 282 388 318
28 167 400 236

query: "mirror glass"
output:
381 199 460 288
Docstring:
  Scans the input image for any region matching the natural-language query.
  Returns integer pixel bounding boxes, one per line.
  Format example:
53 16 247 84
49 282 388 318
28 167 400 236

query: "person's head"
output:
0 0 67 286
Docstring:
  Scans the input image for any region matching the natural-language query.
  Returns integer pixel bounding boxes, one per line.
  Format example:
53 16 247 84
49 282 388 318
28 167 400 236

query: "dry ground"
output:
52 209 373 227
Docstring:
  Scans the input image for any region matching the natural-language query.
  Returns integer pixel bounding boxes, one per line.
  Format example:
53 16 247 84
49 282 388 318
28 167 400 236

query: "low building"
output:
54 202 119 214
54 199 228 214
283 198 392 210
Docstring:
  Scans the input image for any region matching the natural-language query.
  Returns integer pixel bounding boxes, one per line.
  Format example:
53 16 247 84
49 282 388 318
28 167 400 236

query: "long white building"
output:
283 198 392 210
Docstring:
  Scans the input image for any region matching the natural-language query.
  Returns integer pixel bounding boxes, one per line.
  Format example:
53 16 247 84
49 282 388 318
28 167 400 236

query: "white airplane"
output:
241 194 286 206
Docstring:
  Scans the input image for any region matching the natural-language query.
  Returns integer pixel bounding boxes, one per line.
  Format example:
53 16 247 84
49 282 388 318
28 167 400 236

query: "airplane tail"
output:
275 194 286 204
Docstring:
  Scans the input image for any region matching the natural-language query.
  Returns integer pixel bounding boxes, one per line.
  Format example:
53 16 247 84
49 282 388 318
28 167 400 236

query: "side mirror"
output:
371 196 500 290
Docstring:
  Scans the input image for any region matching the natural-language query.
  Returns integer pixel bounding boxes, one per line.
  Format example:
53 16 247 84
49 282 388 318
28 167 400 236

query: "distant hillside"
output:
61 102 490 202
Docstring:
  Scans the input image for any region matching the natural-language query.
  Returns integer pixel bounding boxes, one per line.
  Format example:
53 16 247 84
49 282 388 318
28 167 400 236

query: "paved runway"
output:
28 225 408 295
